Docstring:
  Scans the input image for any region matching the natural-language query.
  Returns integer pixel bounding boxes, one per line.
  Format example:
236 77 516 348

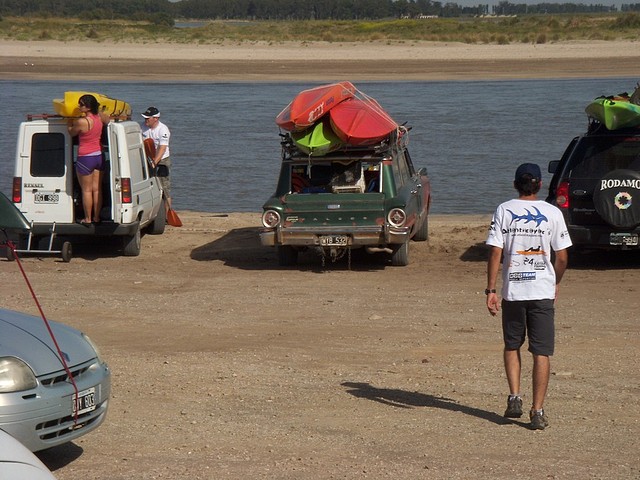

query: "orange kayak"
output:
276 81 356 131
329 97 398 146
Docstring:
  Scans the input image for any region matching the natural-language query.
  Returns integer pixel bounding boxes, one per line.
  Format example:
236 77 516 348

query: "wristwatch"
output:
484 289 496 295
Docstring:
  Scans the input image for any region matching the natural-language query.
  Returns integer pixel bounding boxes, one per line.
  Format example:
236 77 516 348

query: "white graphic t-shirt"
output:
141 121 171 160
486 199 572 301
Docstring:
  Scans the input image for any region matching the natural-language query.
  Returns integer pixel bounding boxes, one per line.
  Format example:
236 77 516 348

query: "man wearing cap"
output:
485 163 572 430
141 106 172 214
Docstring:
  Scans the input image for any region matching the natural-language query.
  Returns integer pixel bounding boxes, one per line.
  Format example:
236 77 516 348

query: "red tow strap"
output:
4 240 80 424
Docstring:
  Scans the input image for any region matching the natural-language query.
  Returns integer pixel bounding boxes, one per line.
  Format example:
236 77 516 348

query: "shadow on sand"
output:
341 381 531 429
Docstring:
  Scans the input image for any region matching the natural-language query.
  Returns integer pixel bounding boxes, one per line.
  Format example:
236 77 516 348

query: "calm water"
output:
1 78 635 214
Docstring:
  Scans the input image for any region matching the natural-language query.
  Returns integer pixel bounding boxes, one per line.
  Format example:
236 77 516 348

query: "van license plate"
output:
610 233 638 246
72 387 97 416
319 235 348 246
34 193 59 204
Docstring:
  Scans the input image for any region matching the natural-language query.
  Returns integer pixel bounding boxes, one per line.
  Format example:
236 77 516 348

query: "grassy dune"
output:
1 14 639 45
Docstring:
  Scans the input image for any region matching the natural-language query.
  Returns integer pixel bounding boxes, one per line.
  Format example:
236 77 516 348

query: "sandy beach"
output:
1 212 639 479
2 39 640 81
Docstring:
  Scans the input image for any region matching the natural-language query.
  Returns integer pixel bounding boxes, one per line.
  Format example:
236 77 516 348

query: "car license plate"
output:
319 235 348 246
610 233 639 246
72 387 97 416
34 192 59 204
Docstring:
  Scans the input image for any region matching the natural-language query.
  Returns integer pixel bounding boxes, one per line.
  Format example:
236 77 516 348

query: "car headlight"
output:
262 209 281 228
387 208 407 228
82 334 104 364
0 357 37 393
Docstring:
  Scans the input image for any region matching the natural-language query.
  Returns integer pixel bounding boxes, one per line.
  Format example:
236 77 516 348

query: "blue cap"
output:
515 163 541 181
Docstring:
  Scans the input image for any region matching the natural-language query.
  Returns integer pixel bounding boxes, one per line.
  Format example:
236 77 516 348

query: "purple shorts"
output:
76 154 104 176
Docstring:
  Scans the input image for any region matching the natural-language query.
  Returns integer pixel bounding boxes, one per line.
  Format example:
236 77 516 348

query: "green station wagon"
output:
260 130 431 267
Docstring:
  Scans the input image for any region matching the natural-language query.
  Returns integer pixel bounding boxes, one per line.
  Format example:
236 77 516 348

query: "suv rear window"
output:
569 135 640 180
30 133 65 177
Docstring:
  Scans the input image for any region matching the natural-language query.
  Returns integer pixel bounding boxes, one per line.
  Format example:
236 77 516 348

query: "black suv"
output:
546 124 640 251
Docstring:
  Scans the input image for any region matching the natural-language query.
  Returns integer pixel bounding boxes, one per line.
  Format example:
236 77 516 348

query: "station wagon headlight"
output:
388 208 407 228
0 357 37 393
262 210 281 228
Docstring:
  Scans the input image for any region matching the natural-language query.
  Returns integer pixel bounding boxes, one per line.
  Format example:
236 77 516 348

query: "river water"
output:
1 77 635 214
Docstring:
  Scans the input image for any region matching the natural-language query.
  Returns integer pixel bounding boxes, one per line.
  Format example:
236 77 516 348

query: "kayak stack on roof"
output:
275 81 402 156
585 83 640 131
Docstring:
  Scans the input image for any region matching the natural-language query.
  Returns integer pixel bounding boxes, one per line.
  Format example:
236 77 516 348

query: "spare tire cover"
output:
593 169 640 228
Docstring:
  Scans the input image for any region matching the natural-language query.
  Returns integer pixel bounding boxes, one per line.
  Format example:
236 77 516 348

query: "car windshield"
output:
570 135 640 179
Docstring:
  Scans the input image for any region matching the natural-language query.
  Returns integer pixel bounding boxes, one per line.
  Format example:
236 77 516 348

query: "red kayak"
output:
276 81 356 131
329 97 398 146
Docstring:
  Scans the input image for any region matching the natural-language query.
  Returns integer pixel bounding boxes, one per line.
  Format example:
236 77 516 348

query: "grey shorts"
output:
502 299 555 356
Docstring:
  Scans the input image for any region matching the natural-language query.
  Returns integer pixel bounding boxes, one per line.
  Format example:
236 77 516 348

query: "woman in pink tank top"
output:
68 94 107 225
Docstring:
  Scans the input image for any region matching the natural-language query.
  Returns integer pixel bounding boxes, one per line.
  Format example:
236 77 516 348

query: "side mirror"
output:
548 160 559 174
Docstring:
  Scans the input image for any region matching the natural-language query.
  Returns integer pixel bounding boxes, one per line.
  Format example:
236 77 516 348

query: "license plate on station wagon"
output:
319 235 349 246
610 233 639 246
72 387 97 416
34 192 59 204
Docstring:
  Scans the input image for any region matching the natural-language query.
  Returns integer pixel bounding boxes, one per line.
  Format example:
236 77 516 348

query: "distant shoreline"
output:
1 39 639 81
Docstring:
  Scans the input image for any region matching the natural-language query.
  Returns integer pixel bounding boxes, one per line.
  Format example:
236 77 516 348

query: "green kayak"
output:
291 119 343 156
585 96 640 130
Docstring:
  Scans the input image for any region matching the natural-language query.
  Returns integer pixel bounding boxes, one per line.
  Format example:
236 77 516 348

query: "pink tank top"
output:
78 113 103 156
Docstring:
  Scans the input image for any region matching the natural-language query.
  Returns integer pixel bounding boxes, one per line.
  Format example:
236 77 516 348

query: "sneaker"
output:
529 409 549 430
504 395 523 418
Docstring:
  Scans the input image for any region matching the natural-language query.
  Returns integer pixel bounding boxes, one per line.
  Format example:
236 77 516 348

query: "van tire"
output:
122 228 141 256
147 201 166 235
61 241 72 262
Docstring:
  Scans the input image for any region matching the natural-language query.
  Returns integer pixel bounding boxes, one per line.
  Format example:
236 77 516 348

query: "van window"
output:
30 133 65 177
125 130 148 182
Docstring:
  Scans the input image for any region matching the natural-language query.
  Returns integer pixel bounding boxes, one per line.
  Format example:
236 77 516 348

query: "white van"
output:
10 116 165 260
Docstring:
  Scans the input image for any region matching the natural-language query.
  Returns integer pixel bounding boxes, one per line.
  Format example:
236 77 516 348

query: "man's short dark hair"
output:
515 174 541 195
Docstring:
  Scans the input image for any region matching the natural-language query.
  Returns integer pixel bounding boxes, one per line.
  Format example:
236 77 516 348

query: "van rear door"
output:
14 121 75 224
108 122 160 225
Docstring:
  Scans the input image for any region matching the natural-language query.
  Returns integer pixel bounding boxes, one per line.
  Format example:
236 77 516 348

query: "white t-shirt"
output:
141 120 170 160
486 199 572 301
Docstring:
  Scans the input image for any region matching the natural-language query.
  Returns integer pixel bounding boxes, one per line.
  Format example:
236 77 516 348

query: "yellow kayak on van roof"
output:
53 91 132 119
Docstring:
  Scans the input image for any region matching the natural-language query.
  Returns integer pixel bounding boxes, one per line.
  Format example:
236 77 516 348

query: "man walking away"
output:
485 163 572 430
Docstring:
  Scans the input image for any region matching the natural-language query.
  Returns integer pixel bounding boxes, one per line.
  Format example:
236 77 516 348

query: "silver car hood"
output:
0 308 97 376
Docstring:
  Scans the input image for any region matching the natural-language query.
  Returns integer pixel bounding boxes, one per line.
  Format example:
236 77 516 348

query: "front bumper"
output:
0 360 111 452
260 224 411 248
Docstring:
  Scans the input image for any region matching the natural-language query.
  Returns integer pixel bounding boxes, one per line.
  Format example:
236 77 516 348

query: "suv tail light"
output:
556 181 569 208
12 177 22 203
121 178 132 204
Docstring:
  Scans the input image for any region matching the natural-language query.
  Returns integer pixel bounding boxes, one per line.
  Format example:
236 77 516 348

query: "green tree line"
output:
1 0 639 21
